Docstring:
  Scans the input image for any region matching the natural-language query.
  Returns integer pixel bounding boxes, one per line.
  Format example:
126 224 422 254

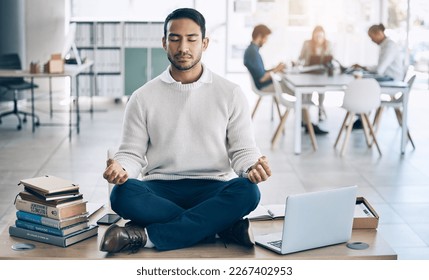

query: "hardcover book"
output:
23 187 80 201
19 175 79 196
9 224 98 247
15 197 87 220
16 211 88 229
19 190 83 206
15 219 89 236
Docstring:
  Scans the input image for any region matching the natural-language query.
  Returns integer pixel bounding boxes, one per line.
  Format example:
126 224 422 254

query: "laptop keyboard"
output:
268 240 282 248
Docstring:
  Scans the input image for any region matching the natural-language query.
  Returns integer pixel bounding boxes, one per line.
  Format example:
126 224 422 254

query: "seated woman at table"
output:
351 23 405 129
297 25 331 133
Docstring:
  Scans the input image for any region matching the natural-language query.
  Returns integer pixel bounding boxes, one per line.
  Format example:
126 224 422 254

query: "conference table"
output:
0 61 93 140
282 73 410 155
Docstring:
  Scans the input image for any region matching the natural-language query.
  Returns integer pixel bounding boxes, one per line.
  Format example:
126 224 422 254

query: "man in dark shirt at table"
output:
243 24 328 135
243 24 285 93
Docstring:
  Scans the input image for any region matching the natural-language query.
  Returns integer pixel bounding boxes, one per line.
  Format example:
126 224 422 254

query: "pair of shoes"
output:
218 218 255 248
305 123 329 135
99 222 147 253
352 119 363 130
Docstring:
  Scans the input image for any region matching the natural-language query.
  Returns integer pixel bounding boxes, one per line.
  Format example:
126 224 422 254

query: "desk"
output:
0 62 93 140
0 209 396 260
283 73 409 154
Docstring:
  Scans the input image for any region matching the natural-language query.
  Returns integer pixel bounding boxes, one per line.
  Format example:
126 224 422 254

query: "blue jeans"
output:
110 178 260 251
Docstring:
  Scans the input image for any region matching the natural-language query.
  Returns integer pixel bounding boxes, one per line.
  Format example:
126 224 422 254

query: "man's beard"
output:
167 52 202 71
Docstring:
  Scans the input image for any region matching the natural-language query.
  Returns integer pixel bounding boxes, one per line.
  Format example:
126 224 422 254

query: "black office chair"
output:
0 53 39 130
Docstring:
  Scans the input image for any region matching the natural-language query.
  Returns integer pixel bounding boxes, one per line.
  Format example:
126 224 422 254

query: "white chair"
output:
372 74 416 149
248 72 281 120
270 72 318 150
334 78 382 156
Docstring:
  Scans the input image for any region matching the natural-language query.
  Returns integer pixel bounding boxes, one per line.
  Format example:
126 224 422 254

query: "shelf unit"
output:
71 20 170 98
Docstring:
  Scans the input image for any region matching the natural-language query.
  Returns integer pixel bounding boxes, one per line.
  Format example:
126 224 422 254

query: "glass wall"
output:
389 0 429 72
70 0 193 21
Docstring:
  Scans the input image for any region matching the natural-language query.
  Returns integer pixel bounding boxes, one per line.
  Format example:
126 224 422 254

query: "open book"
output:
247 200 375 221
245 204 286 221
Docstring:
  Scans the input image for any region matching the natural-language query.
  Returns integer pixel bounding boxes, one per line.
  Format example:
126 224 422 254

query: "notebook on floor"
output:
254 185 357 255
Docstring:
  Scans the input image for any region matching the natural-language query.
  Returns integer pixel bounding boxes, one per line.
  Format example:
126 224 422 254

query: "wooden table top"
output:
0 207 396 260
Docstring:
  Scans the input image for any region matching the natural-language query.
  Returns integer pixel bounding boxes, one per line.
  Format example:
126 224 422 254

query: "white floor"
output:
1 72 429 260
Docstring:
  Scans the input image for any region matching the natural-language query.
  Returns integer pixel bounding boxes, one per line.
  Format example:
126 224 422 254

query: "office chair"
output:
334 78 382 156
372 74 416 150
248 72 281 120
270 72 318 150
0 53 39 130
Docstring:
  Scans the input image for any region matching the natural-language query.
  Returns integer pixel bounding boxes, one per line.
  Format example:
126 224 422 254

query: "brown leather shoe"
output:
218 218 255 247
99 223 147 253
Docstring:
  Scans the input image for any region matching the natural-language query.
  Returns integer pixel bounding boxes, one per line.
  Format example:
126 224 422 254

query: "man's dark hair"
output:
252 24 271 40
163 8 206 39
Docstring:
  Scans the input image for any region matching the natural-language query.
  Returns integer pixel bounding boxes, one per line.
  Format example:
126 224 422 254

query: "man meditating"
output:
100 8 271 253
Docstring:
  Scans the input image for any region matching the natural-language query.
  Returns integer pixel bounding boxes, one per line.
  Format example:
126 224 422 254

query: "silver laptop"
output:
255 185 357 255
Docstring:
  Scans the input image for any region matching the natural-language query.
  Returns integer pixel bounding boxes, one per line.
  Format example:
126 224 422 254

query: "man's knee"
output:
110 179 144 214
245 180 261 209
229 178 261 209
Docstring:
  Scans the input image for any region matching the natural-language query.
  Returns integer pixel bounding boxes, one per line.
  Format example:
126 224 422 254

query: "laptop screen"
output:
308 55 333 66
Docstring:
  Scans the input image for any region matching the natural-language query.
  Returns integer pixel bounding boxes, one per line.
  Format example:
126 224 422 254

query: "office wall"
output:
25 0 67 91
70 0 227 76
195 0 227 76
25 0 66 66
0 0 26 61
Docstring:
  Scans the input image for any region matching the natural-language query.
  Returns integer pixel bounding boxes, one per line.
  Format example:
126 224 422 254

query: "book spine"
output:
16 211 61 229
9 226 66 247
15 199 60 219
15 220 65 236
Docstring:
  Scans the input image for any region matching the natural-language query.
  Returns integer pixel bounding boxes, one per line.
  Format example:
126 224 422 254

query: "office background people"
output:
354 23 404 81
299 25 333 122
100 8 271 253
352 23 405 129
243 24 285 92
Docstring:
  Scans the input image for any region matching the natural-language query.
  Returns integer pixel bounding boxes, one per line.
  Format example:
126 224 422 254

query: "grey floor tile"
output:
378 224 427 248
376 186 429 204
391 203 429 224
395 247 429 260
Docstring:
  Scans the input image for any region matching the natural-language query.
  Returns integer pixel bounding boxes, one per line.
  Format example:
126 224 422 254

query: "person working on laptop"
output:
244 24 327 135
351 23 404 129
243 24 286 93
352 23 404 81
299 25 333 68
299 25 333 123
100 8 271 253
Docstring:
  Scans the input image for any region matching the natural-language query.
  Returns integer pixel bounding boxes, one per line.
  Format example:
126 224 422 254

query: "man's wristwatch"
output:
242 166 253 178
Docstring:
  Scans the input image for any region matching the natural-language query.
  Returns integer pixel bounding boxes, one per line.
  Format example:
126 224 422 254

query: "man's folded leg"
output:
100 179 186 253
146 178 260 251
100 178 260 252
110 179 186 226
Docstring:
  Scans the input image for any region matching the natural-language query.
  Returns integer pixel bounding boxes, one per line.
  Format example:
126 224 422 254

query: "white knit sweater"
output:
114 65 261 181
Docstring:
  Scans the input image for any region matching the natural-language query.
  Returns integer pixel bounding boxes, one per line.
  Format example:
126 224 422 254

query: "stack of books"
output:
9 175 98 247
